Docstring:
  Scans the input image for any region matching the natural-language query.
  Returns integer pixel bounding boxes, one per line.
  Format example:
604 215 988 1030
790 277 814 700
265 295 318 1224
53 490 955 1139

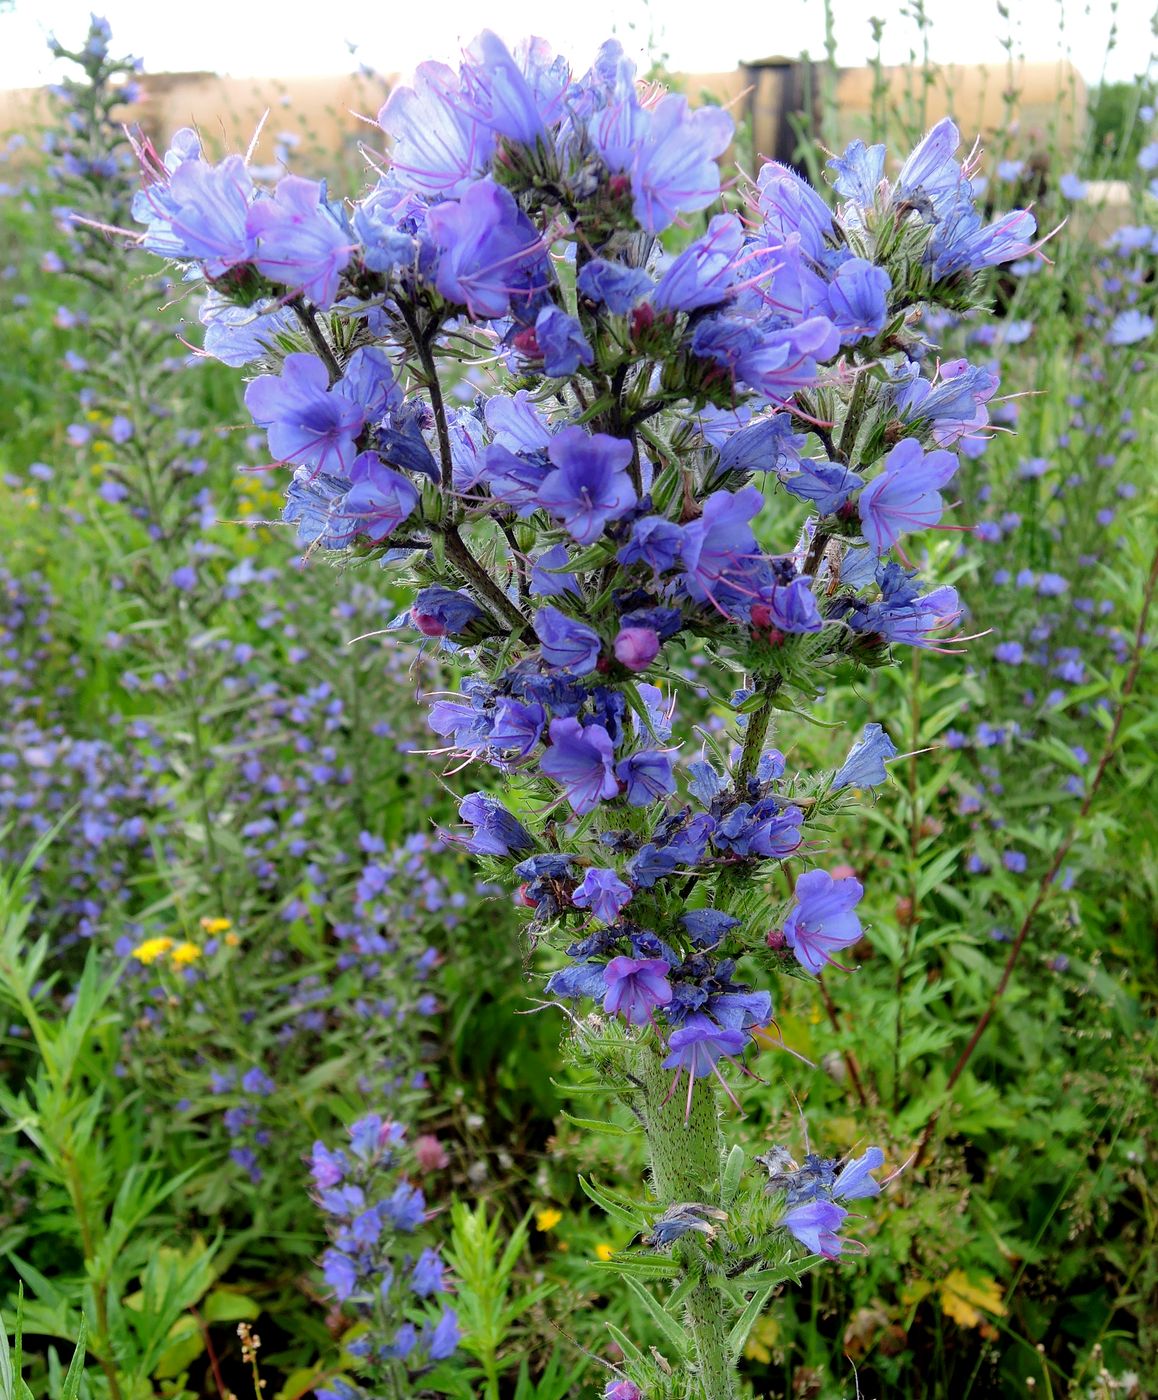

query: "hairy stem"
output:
637 1050 737 1400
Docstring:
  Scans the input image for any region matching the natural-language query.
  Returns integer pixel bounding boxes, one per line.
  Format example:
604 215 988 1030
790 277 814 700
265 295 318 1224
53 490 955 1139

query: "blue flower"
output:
537 426 636 544
615 750 675 806
540 718 618 815
827 139 886 204
678 487 763 610
781 1199 847 1258
425 1306 460 1361
133 152 255 275
427 179 548 320
577 258 653 313
602 956 672 1024
618 516 684 574
824 258 891 343
530 543 581 599
572 866 633 923
456 31 570 145
782 869 864 974
652 214 743 312
534 307 594 377
534 605 602 673
783 458 864 514
343 452 420 541
378 62 494 196
858 438 958 555
247 175 352 308
410 1248 446 1297
411 586 485 638
832 723 897 790
245 353 365 476
629 95 733 234
752 577 823 635
457 793 534 856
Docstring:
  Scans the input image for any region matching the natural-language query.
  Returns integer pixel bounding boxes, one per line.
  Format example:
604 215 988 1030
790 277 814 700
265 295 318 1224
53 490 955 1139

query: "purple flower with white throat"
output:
537 426 636 544
571 867 633 924
602 956 672 1025
782 869 864 974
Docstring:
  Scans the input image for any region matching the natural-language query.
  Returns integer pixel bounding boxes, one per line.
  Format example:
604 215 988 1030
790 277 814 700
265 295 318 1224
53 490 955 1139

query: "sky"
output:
0 0 1153 92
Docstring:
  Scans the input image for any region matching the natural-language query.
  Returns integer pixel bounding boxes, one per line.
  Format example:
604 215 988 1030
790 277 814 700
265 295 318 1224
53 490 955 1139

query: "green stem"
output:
637 1051 737 1400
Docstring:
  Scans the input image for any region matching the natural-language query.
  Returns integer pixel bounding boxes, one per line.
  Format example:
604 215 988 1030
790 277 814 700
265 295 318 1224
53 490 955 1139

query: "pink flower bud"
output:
413 1134 449 1172
613 626 660 671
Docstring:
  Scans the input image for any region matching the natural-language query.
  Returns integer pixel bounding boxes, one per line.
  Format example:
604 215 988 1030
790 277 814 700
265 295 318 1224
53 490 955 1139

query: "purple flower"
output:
679 487 763 610
858 438 958 555
488 698 545 757
1003 850 1027 873
630 96 733 234
758 160 834 258
572 867 633 924
379 63 493 196
827 139 886 204
537 427 636 544
615 750 676 806
618 516 684 574
602 956 672 1024
825 258 891 342
322 1248 358 1300
384 1181 426 1231
832 723 897 790
781 1199 848 1258
458 793 534 856
134 153 255 275
833 1146 884 1200
541 718 618 815
652 214 743 312
662 1012 749 1112
534 605 602 673
994 641 1024 664
245 353 364 476
411 586 485 637
1107 311 1154 347
783 459 864 514
604 1382 643 1400
613 626 660 671
310 1142 348 1189
456 31 570 145
530 543 581 599
427 179 548 320
782 869 864 974
247 176 352 308
343 452 419 540
751 577 822 635
426 1306 460 1361
410 1248 445 1297
577 258 653 313
534 306 594 377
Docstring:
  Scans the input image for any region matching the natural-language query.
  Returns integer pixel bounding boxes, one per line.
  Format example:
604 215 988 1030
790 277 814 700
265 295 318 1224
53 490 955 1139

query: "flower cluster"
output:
312 1114 458 1397
132 28 1040 1394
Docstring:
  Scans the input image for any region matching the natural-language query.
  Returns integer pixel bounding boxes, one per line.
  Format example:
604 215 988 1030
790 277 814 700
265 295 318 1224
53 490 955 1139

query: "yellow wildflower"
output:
535 1207 563 1232
171 942 202 966
939 1270 1006 1329
594 1243 615 1261
200 917 232 934
132 937 173 965
225 931 241 947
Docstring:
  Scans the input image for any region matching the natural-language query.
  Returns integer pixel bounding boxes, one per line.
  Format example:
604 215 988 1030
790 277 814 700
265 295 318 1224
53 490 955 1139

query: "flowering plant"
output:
131 30 1041 1398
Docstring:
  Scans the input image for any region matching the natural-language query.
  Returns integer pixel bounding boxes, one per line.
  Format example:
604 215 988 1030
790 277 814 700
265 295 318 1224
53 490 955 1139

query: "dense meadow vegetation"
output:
0 13 1155 1400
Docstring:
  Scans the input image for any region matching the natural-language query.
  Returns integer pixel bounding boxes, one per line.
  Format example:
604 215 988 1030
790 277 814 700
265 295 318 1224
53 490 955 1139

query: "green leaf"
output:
602 1322 643 1365
59 1317 87 1400
577 1176 649 1231
558 1111 637 1137
622 1277 692 1361
727 1281 777 1359
590 1253 681 1281
720 1145 745 1208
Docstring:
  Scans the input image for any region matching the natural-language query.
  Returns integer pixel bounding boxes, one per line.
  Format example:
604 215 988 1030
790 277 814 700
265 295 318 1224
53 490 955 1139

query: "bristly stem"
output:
290 296 343 384
637 1050 737 1400
733 673 783 796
